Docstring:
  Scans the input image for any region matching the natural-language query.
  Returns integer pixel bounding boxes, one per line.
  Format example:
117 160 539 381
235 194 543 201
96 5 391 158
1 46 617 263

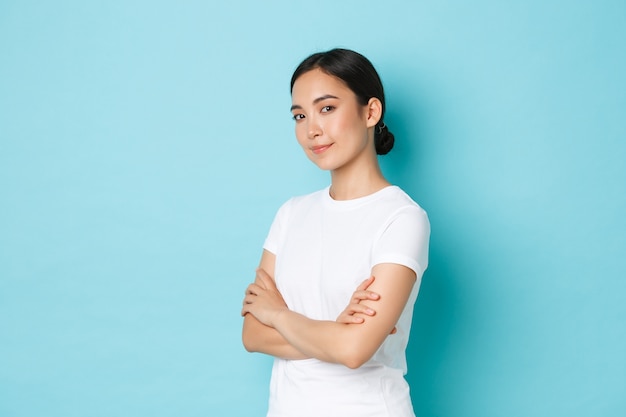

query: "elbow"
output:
343 357 369 370
241 331 258 353
338 345 375 369
241 327 258 353
333 330 381 369
242 315 264 353
242 339 254 353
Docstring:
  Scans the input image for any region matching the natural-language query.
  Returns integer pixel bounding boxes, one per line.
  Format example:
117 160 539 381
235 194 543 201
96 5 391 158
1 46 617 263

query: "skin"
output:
241 68 415 368
290 68 389 199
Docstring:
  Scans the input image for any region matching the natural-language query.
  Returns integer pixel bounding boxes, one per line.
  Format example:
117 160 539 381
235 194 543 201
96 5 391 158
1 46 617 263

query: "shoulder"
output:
272 187 329 220
377 186 429 225
372 187 431 273
278 187 328 211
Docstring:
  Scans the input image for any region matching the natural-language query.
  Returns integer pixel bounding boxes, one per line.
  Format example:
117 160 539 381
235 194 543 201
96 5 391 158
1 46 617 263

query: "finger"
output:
241 304 251 316
340 316 365 324
336 311 366 324
354 304 376 316
246 283 263 296
343 303 377 316
356 276 375 291
351 290 380 303
243 293 256 305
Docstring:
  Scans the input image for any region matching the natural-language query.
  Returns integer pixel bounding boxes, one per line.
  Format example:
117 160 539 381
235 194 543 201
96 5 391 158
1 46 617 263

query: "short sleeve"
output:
262 199 292 255
371 206 430 277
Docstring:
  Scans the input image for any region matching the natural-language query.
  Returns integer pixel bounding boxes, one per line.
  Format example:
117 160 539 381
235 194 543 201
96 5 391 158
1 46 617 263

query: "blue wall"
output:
1 1 624 416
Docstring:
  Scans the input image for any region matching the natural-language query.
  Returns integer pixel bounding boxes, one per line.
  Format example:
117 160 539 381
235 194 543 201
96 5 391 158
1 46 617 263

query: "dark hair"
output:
290 48 395 155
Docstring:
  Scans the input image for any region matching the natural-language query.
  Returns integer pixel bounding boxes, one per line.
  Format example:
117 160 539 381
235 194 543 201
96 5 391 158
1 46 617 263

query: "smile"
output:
311 144 333 154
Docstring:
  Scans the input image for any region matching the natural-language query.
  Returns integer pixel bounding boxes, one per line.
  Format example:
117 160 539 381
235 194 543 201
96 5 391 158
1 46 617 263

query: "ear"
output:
365 97 383 128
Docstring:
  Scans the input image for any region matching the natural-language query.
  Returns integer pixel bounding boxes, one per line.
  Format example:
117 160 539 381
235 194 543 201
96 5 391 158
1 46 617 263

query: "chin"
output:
309 158 339 171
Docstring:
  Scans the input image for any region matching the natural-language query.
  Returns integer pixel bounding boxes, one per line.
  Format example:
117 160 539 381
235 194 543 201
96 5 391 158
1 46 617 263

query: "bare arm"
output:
243 263 416 369
242 250 309 360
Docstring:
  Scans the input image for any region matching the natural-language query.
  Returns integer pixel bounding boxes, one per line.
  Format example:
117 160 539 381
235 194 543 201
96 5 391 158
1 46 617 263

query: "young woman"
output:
241 48 430 417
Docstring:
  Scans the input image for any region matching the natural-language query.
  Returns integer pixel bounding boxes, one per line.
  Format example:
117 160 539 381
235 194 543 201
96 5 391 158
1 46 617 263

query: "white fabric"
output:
263 185 430 417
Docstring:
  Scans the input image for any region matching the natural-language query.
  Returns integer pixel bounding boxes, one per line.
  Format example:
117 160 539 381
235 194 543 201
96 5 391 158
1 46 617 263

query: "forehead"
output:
291 68 352 102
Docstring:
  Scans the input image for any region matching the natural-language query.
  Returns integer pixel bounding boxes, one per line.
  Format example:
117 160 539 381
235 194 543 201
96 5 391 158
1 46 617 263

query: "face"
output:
290 69 380 172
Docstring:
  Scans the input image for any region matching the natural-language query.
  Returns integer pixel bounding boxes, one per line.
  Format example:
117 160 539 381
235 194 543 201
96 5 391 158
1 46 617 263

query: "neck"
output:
329 154 390 200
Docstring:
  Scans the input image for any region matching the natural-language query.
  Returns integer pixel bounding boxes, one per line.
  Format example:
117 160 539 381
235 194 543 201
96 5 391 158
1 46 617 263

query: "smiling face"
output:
290 68 381 172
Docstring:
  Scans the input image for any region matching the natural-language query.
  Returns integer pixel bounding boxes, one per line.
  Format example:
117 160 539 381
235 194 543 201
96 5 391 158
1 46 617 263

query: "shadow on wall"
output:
379 71 460 414
405 244 457 414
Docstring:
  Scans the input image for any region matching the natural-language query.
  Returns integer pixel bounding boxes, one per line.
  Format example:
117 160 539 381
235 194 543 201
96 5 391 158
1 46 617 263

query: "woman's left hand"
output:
336 276 397 334
241 268 289 327
336 276 380 324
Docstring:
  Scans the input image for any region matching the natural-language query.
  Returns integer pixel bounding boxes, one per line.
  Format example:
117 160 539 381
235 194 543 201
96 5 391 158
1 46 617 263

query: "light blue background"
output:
1 1 624 416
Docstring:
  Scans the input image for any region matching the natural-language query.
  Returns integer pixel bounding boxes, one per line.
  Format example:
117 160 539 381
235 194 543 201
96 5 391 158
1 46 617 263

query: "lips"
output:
311 144 333 154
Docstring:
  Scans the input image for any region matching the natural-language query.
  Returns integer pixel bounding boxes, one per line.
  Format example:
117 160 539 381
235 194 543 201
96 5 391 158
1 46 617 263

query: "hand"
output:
241 268 289 327
336 276 397 334
336 276 380 324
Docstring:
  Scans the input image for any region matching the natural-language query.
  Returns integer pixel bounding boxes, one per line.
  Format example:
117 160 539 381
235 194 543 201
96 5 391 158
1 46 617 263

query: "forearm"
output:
243 255 413 367
242 313 309 360
272 309 384 369
242 250 309 359
269 264 417 369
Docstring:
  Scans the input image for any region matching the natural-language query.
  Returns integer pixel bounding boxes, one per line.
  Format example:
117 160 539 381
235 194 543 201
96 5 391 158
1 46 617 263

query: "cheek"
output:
329 110 362 136
294 124 308 148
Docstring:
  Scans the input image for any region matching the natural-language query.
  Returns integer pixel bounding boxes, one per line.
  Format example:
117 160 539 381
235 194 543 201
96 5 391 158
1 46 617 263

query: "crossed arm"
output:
241 250 416 369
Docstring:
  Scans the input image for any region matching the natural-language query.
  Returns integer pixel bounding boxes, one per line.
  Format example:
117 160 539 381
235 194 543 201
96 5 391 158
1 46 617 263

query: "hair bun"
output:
375 123 394 155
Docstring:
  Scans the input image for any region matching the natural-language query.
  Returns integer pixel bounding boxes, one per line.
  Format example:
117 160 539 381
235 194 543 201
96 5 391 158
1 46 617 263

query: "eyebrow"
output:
290 94 339 111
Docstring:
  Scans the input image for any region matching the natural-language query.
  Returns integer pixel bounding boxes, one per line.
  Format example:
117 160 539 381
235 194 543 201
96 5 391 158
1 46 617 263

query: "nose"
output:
307 117 322 140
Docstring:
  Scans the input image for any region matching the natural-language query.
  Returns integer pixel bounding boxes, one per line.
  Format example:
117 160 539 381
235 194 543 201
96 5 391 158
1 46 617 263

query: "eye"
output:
321 105 334 113
292 113 305 121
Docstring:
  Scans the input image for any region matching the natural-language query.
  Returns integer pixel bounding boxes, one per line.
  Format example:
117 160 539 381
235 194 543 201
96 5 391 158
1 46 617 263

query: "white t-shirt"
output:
263 185 430 417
